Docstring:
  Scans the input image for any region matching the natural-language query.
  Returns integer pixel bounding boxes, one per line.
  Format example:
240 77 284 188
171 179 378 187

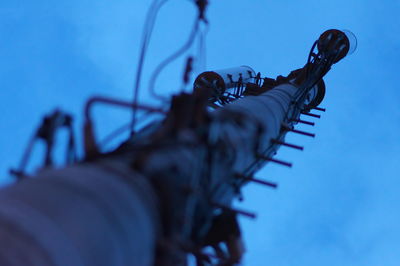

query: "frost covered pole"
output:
0 29 355 266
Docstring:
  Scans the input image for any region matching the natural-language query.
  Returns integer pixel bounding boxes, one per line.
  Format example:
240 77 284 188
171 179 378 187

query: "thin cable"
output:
148 19 200 101
197 22 209 72
180 22 209 93
100 110 159 148
305 40 318 80
100 123 131 147
131 0 169 134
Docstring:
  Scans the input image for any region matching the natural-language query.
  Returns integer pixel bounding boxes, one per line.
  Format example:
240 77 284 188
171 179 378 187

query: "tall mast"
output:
0 2 356 264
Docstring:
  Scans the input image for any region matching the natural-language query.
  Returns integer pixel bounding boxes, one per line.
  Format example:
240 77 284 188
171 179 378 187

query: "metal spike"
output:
271 139 304 151
235 174 278 188
301 112 321 118
287 128 316 137
313 107 326 112
257 154 293 167
290 119 315 126
212 202 257 219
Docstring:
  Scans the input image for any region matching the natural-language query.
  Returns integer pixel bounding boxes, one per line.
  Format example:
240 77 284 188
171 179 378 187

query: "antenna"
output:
2 2 356 264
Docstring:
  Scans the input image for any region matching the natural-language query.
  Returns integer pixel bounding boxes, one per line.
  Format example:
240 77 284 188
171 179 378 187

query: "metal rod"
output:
313 107 326 112
235 174 278 188
85 96 166 121
248 177 277 188
257 155 293 167
291 119 315 126
301 112 321 118
271 139 304 151
212 202 257 219
287 128 315 137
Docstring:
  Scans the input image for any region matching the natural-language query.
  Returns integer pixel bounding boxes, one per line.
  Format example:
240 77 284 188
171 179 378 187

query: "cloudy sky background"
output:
1 0 399 265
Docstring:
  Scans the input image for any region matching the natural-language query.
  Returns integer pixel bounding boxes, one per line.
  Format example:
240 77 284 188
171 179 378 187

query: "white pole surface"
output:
0 83 299 265
0 160 160 266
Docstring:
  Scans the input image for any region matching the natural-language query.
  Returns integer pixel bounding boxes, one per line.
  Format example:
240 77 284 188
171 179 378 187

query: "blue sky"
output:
1 1 400 265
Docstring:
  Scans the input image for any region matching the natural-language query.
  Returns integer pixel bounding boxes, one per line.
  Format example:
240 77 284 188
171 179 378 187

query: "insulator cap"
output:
193 66 256 103
317 29 357 63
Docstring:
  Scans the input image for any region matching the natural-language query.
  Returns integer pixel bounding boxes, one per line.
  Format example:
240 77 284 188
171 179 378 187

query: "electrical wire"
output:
100 110 162 148
100 123 131 148
305 40 318 80
179 22 209 93
132 0 207 133
148 19 200 101
131 0 169 134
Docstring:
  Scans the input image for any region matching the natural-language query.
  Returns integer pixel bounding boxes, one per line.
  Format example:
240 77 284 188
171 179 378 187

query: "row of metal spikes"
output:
213 106 326 220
